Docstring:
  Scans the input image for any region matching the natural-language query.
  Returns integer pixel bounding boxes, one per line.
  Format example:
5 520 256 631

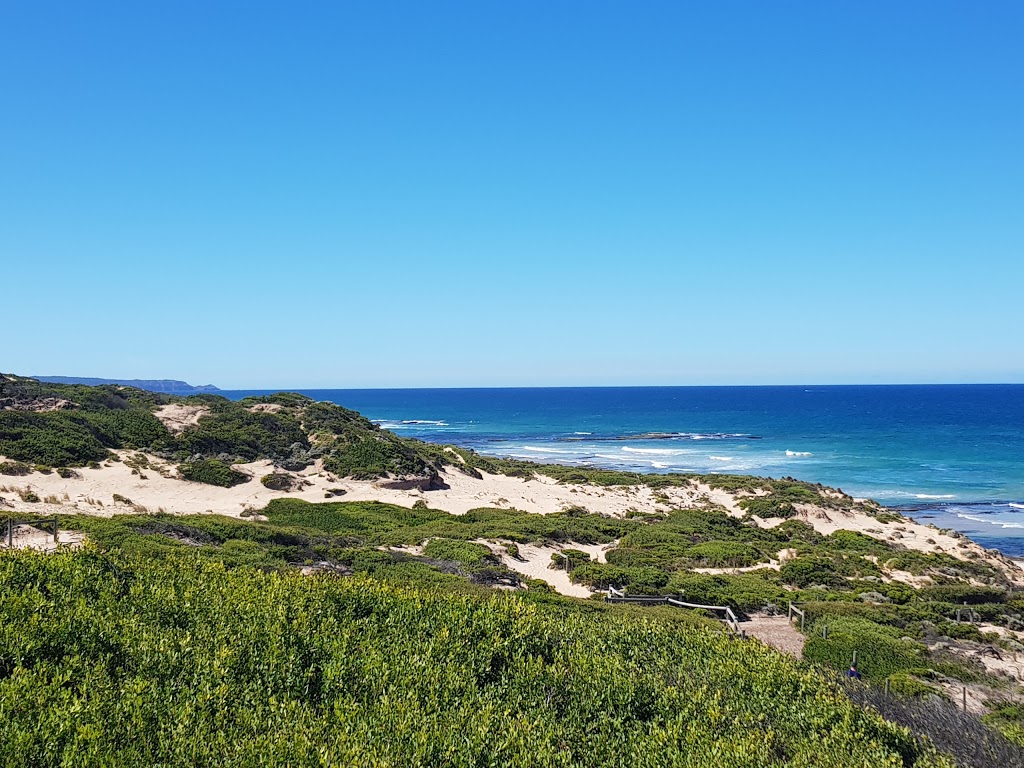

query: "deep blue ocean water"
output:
224 385 1024 555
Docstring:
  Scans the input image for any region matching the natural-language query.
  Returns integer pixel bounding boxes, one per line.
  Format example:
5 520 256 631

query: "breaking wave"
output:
622 447 685 455
956 512 1024 530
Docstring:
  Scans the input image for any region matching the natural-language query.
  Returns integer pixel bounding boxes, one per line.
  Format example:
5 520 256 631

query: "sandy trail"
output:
1 523 84 552
742 615 806 657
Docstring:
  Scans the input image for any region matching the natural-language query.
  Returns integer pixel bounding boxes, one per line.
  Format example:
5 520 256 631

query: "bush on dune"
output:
178 459 250 487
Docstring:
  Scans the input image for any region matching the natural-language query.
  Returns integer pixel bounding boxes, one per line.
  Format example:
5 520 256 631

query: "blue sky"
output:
2 2 1021 388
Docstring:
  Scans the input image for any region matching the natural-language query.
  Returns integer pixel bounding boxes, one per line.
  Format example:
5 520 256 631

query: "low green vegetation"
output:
4 375 1024 757
178 459 250 487
0 547 952 767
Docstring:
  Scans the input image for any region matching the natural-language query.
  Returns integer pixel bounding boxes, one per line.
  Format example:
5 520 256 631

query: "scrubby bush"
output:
780 556 847 589
178 459 250 487
0 461 31 476
571 563 668 593
739 497 797 519
666 572 788 611
917 584 1007 605
422 539 497 569
685 541 762 568
261 473 296 491
804 617 927 679
886 673 945 700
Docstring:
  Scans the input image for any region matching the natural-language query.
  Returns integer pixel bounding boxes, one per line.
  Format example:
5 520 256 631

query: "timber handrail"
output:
3 517 59 548
788 602 806 631
606 590 746 637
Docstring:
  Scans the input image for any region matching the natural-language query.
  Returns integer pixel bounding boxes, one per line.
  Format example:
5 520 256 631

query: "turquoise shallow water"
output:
225 385 1024 554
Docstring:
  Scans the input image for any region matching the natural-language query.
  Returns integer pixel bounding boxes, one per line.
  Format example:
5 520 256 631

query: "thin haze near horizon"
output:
3 2 1022 389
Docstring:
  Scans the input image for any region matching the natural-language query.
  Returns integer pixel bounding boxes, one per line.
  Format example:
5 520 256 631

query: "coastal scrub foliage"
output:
0 547 950 767
178 459 250 487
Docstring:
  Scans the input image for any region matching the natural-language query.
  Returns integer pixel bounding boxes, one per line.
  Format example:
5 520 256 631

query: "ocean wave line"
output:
956 512 1024 530
622 447 685 456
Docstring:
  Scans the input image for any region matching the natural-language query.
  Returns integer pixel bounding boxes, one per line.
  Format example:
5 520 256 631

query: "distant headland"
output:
33 376 221 395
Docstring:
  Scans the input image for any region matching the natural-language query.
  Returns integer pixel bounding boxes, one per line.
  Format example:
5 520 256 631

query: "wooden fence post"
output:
963 687 967 712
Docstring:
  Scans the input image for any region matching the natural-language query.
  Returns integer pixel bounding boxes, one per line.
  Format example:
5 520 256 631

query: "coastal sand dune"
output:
2 451 1021 588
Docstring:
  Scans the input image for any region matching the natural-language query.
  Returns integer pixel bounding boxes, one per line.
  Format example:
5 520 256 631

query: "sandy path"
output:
742 615 806 657
1 524 85 552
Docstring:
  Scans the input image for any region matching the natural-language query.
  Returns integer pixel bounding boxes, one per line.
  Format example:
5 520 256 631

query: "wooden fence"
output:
2 517 59 548
605 589 746 638
788 602 806 631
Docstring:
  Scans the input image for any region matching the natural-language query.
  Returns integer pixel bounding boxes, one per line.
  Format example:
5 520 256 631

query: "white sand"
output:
1 523 84 552
153 404 209 434
2 452 1022 587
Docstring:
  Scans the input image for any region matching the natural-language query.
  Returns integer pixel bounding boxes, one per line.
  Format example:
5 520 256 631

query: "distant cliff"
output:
33 376 221 395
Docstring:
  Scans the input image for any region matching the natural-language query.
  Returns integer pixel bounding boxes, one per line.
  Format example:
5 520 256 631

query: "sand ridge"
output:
2 452 1022 588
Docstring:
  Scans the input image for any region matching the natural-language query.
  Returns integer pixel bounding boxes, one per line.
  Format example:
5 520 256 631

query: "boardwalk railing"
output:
788 602 806 632
3 517 59 548
605 589 746 637
955 603 980 623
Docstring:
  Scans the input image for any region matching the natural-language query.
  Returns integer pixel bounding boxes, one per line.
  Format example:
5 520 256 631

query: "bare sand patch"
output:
1 524 84 552
742 615 806 657
154 404 209 434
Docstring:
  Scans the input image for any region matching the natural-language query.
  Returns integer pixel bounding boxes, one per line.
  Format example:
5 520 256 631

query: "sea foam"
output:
622 447 684 455
956 512 1024 530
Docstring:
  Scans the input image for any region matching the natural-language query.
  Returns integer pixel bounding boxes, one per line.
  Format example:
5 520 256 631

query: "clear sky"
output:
2 2 1021 388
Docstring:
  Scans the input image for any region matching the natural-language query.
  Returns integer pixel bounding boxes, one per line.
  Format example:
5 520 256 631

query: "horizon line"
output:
219 381 1024 392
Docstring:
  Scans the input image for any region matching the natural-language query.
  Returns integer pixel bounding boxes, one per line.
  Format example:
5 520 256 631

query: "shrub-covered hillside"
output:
0 547 951 767
0 376 905 520
0 375 455 483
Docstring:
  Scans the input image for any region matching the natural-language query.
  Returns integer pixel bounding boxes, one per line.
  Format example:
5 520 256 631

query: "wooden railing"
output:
605 589 746 637
2 517 59 548
788 602 806 631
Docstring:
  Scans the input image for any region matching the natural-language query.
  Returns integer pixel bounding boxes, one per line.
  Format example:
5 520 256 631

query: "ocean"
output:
224 385 1024 556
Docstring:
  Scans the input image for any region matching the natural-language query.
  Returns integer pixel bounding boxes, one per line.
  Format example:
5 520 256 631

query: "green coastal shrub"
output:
178 459 249 487
780 556 848 589
422 539 496 569
738 497 797 519
917 584 1007 605
666 572 788 611
0 461 32 476
261 472 295 491
685 541 761 568
804 617 927 680
0 549 948 767
885 673 945 700
570 563 668 593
